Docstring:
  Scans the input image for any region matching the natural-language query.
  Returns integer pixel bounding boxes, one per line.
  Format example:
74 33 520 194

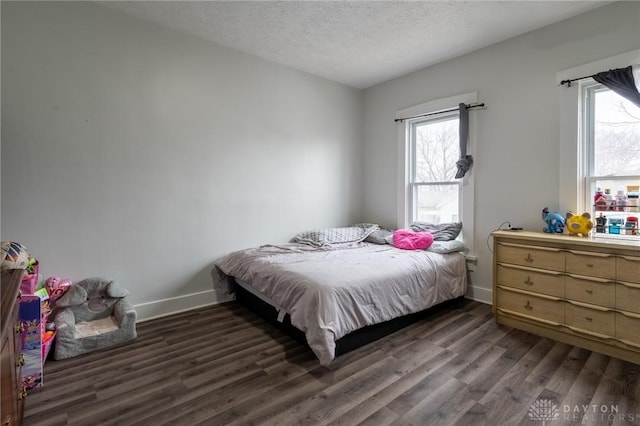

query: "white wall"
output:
362 2 640 303
1 2 364 319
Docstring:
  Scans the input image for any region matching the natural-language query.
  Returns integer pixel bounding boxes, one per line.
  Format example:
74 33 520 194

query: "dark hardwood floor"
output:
24 299 640 426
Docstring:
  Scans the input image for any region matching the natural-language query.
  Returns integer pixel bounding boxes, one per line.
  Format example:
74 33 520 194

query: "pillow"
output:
365 228 394 245
392 230 434 250
427 240 465 254
293 224 379 247
410 222 462 241
1 241 30 270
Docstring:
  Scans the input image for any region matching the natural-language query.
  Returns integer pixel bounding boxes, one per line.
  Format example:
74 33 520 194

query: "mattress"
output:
214 242 467 365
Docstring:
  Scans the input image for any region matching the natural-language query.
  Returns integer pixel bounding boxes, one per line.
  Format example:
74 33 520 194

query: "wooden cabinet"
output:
492 230 640 364
1 270 26 426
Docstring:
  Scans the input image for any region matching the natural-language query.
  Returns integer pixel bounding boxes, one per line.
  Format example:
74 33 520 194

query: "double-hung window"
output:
397 92 476 254
581 82 640 237
408 112 461 224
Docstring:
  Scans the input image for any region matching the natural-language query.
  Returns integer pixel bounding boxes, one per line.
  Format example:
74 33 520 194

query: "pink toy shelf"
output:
18 259 57 392
19 260 39 295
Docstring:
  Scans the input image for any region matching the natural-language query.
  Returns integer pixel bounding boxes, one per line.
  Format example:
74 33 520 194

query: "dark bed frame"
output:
234 280 466 358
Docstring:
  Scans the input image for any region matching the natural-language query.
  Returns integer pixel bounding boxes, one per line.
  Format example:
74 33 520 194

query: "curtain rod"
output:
394 102 485 123
560 74 595 87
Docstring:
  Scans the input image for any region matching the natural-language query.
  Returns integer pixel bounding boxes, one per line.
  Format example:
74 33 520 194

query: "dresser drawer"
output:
565 303 615 337
565 251 615 279
615 282 640 314
496 287 564 323
615 312 640 346
497 243 565 271
565 275 615 308
496 265 564 298
617 256 640 284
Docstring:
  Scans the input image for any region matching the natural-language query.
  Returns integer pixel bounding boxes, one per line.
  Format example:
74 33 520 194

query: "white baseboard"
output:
134 289 234 322
465 285 492 305
134 286 492 323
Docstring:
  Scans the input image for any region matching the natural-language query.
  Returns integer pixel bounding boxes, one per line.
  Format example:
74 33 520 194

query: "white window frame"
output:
581 82 640 216
408 112 462 224
396 92 477 257
579 78 640 240
557 49 640 215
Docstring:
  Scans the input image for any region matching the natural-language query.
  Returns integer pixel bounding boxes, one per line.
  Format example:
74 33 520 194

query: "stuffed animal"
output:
566 211 593 237
55 278 132 322
53 278 136 359
45 276 72 302
542 207 566 234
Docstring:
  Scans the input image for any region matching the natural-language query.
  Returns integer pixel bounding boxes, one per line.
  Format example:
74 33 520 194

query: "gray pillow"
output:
427 240 465 254
365 228 394 245
410 222 462 241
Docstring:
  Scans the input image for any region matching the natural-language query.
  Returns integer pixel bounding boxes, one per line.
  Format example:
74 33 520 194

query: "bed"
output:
214 225 467 366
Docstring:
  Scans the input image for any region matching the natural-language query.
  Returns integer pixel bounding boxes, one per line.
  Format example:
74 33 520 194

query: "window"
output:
396 92 476 255
409 112 461 224
581 82 640 237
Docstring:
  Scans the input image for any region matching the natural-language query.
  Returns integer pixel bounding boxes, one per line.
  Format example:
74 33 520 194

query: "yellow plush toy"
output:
566 212 593 237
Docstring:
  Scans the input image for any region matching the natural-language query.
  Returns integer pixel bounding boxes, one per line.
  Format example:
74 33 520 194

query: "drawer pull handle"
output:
524 277 534 286
524 254 534 263
586 263 594 268
585 317 593 322
18 385 27 400
585 289 593 295
524 300 533 311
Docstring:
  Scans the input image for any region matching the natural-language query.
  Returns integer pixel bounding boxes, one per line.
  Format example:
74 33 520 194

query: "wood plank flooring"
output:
24 299 640 426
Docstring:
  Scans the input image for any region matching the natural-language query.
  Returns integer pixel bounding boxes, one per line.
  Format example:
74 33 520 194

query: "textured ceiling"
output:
99 1 611 89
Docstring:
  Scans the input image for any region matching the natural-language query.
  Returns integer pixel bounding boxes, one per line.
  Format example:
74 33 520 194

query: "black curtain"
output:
593 65 640 107
455 103 472 179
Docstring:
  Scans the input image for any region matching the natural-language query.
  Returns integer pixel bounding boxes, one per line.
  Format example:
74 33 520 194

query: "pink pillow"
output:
392 229 434 250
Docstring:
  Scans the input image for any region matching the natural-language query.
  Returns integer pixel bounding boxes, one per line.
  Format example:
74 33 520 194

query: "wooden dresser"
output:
492 230 640 364
1 270 26 426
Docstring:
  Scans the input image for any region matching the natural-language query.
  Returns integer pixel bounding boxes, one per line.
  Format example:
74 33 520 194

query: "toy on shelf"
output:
615 190 628 211
594 188 609 211
45 276 72 303
19 259 40 295
624 216 638 235
609 218 624 234
566 212 594 237
542 207 566 234
628 185 639 207
596 214 608 233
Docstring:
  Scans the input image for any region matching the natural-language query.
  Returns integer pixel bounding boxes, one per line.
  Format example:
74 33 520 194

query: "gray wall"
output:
1 2 364 318
3 1 638 318
362 1 640 302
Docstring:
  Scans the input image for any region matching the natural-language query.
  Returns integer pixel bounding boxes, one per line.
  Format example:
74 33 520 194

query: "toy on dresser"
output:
542 207 566 233
566 212 594 237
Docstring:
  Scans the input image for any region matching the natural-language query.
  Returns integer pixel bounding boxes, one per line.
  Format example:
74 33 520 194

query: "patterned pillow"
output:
410 222 462 241
293 224 380 247
1 241 30 270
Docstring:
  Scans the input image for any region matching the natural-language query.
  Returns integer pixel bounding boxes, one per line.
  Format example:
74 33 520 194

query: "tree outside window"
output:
411 113 460 224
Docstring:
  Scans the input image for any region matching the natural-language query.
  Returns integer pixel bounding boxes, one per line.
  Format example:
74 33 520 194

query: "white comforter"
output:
214 243 467 366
